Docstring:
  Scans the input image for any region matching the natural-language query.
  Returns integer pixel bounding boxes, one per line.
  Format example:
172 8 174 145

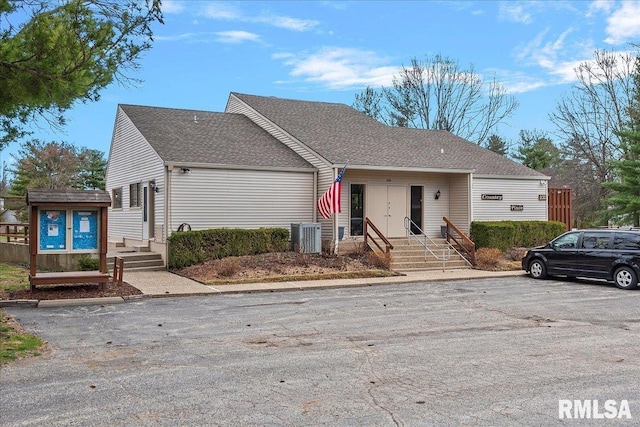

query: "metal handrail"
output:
403 217 451 269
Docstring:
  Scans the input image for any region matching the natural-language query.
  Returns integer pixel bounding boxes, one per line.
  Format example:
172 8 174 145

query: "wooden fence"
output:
0 223 29 243
548 188 573 231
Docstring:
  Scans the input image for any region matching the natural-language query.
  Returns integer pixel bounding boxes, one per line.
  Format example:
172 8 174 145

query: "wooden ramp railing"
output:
442 216 476 266
0 223 29 243
364 217 393 255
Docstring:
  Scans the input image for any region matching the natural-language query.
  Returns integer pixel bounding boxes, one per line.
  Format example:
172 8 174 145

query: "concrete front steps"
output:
386 237 471 271
107 250 165 272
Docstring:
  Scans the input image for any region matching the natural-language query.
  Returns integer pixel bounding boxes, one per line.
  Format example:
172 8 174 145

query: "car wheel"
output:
529 259 547 279
613 266 638 290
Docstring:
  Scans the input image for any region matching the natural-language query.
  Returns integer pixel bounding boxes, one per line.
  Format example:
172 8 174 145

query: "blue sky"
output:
3 0 640 169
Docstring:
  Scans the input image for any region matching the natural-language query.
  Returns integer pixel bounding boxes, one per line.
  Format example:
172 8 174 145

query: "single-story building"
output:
106 92 549 263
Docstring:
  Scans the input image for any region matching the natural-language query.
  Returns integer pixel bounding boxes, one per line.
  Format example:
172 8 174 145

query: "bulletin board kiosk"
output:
27 188 111 291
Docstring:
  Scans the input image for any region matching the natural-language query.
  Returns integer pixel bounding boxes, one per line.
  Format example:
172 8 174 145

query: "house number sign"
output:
481 194 503 201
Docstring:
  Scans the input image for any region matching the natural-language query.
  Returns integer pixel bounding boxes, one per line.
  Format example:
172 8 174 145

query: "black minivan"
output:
522 229 640 290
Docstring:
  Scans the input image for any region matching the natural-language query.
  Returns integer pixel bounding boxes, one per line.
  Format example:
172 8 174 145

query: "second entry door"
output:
368 185 407 238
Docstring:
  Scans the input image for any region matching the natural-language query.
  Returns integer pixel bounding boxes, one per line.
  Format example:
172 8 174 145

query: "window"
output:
580 232 610 249
551 232 578 249
130 183 142 208
112 188 122 209
613 232 640 250
350 184 365 236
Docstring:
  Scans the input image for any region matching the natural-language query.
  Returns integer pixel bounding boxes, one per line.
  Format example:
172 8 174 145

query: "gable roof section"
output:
27 189 111 206
231 92 545 178
119 104 313 170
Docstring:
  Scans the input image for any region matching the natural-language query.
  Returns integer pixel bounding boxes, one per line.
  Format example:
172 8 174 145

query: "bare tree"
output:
549 48 637 226
353 55 519 144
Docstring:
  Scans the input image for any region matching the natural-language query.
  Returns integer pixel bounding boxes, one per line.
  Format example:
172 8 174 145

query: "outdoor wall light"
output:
435 190 441 200
180 167 191 174
150 182 159 193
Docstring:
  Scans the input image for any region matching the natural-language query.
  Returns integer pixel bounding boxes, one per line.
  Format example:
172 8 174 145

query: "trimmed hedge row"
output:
470 220 567 251
168 228 289 270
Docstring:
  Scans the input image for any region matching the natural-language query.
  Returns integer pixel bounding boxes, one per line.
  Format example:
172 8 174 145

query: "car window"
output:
551 232 579 249
581 232 611 249
613 232 640 250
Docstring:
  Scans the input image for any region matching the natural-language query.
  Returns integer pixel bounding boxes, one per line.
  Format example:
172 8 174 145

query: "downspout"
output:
468 173 473 231
313 170 318 223
165 165 171 269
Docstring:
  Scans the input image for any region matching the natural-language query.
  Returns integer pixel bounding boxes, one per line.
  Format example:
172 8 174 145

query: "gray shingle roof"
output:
119 104 313 169
27 189 111 206
232 92 545 177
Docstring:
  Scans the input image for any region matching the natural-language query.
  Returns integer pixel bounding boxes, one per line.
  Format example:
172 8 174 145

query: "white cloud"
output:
198 2 318 32
499 3 533 24
253 15 319 32
604 1 640 44
515 29 575 68
201 2 241 20
278 47 397 89
154 31 261 44
215 31 262 44
586 0 613 17
160 1 185 14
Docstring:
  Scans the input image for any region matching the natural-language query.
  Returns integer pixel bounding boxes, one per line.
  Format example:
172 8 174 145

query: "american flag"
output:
317 164 347 219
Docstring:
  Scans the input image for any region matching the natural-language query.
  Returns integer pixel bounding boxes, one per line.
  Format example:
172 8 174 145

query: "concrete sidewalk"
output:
123 269 527 297
2 269 527 308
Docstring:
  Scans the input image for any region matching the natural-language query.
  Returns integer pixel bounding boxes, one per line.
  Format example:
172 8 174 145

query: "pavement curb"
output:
0 299 39 308
37 297 125 308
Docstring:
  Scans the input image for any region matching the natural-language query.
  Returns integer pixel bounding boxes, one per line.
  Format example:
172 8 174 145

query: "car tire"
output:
529 259 547 279
613 266 638 290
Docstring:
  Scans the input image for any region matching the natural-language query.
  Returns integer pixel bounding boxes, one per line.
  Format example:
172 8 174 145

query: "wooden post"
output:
29 205 38 292
113 256 124 285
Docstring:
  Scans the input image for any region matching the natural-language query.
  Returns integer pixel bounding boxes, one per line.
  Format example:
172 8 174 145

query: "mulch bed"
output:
1 280 142 301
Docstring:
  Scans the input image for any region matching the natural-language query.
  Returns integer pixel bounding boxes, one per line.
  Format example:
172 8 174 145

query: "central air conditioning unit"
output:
291 223 321 253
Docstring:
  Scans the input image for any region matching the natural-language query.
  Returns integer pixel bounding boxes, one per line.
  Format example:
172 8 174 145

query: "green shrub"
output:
471 220 566 251
77 255 100 271
168 228 289 269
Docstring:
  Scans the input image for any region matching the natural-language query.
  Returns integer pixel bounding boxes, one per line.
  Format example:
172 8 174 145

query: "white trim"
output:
345 164 474 174
164 161 316 174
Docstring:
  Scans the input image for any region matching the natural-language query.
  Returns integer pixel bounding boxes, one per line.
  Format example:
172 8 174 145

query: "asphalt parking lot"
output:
2 276 639 426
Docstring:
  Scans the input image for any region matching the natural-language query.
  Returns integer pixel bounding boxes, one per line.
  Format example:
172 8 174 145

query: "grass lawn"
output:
0 262 30 294
0 262 44 367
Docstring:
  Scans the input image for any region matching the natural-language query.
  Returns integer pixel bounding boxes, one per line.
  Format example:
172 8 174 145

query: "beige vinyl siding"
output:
448 174 470 234
472 177 548 222
106 108 165 242
168 168 314 232
343 170 469 238
227 94 335 237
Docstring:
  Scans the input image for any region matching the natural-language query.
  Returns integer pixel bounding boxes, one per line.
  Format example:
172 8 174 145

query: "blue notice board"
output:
72 210 98 250
39 210 67 251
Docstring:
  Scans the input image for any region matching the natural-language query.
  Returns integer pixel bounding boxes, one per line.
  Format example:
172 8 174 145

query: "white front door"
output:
368 185 407 238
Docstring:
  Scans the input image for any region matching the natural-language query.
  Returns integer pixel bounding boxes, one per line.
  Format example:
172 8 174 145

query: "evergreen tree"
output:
78 148 107 190
8 140 104 195
485 134 509 156
513 129 561 171
603 130 640 227
0 0 163 149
